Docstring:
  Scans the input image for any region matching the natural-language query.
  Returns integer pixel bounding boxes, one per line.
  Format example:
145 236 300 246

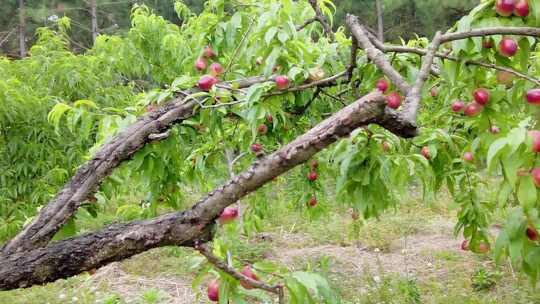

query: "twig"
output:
346 14 411 96
291 88 321 115
296 17 318 31
401 31 443 122
320 89 347 106
307 0 335 41
201 100 245 109
365 32 540 86
265 70 348 96
441 26 540 43
347 37 358 81
0 28 15 48
223 17 257 77
194 243 285 303
380 45 540 86
231 152 247 168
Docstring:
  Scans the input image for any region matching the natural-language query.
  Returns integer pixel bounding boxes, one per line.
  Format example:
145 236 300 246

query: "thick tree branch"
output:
0 91 418 290
346 14 412 96
401 31 443 122
0 75 283 255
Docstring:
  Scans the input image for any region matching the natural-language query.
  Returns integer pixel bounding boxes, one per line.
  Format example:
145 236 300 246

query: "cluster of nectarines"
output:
376 78 402 109
307 160 319 207
195 45 291 93
196 46 222 91
495 0 529 18
207 265 260 302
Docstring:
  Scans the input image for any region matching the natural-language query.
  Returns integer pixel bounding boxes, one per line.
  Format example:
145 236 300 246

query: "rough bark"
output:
1 76 273 255
0 91 417 290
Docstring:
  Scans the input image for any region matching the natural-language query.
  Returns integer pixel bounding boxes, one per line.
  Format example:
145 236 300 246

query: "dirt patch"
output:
269 218 474 279
88 263 203 304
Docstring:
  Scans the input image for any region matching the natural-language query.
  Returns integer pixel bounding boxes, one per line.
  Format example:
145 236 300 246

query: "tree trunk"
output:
89 0 98 44
0 91 414 291
18 0 26 58
376 0 384 42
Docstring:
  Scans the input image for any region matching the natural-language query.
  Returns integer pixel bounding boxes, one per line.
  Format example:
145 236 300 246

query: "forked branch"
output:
401 31 443 122
195 243 285 303
2 91 415 291
346 14 411 96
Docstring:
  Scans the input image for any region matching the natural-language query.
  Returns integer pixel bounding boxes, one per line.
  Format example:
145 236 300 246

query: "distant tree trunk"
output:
89 0 98 43
18 0 26 58
376 0 384 42
409 0 417 20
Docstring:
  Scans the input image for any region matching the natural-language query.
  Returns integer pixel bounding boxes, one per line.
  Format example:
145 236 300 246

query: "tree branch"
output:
0 91 419 290
296 16 318 31
223 17 257 77
265 70 348 96
0 75 287 255
194 243 284 297
307 0 335 41
290 87 321 115
373 43 540 86
401 31 443 122
441 26 540 43
347 37 358 81
346 14 412 96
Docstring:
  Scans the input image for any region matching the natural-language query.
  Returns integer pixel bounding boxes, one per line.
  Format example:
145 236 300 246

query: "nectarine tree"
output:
1 0 540 303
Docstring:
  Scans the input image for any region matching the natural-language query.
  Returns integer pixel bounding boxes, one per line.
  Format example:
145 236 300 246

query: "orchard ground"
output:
1 183 538 304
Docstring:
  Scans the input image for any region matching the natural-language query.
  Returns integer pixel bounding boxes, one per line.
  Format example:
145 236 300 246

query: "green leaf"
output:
265 27 278 45
73 99 97 109
486 137 507 172
289 272 340 303
518 176 537 210
47 103 72 130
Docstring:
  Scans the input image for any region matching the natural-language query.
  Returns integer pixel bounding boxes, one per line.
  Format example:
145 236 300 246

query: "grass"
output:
1 188 539 304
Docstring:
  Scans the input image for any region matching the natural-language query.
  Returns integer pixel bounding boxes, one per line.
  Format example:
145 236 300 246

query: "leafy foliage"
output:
1 0 540 301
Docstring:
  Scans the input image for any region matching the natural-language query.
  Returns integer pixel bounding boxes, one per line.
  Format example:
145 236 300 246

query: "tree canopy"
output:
1 0 540 303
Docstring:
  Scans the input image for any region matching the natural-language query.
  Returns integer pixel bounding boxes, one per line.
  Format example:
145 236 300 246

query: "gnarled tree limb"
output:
0 91 381 289
0 75 282 255
0 90 419 290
